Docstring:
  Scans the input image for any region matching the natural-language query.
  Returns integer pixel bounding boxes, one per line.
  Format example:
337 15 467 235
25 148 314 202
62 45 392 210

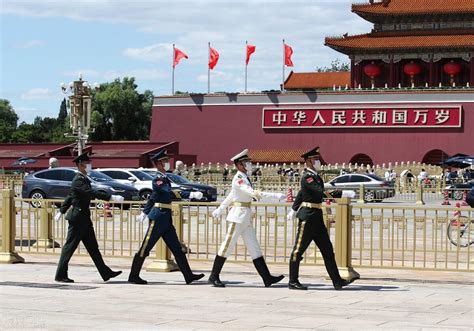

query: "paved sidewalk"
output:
0 255 473 330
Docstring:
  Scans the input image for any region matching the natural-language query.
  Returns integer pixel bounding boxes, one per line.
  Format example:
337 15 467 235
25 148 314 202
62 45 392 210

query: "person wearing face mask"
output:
208 149 286 288
55 152 123 283
128 150 204 285
286 147 357 290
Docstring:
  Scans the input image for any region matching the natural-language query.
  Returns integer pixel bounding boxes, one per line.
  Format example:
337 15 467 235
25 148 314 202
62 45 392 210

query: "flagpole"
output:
282 39 285 92
172 44 175 95
208 42 210 94
245 40 248 93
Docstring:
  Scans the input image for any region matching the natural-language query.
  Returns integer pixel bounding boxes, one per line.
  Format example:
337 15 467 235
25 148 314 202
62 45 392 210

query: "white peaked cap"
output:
230 149 250 162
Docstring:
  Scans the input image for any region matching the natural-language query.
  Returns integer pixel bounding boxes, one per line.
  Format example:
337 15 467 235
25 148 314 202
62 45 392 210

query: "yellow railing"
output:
0 189 472 272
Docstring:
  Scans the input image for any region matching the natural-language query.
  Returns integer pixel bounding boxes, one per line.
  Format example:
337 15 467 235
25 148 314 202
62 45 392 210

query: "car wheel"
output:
30 190 46 208
364 191 375 202
453 190 464 200
140 190 152 201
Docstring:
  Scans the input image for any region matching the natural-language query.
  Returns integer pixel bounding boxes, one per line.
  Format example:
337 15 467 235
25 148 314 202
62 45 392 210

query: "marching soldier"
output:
286 147 357 290
209 149 285 288
128 150 204 285
55 152 124 283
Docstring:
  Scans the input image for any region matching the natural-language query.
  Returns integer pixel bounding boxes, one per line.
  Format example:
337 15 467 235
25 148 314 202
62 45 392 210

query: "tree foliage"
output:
90 77 153 141
316 59 350 72
0 99 19 142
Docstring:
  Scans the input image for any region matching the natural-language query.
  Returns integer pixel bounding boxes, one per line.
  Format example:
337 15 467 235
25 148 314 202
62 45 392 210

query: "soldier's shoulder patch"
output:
155 180 164 186
306 177 314 183
238 179 244 185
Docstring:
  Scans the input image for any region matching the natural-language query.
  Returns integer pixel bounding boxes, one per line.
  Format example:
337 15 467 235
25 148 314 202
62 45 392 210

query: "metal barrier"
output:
1 189 472 272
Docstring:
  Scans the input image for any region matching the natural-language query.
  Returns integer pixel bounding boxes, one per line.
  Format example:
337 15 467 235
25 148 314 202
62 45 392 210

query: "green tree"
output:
58 98 67 124
90 77 152 141
316 59 350 72
0 99 19 142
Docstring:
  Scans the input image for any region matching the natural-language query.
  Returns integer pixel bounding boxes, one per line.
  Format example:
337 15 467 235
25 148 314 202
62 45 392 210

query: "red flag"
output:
209 47 219 70
284 43 294 67
173 47 188 68
246 44 256 65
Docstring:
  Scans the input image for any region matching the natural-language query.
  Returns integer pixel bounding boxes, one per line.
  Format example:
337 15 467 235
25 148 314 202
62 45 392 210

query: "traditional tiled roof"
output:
249 149 308 163
352 0 474 16
284 71 351 90
325 33 474 54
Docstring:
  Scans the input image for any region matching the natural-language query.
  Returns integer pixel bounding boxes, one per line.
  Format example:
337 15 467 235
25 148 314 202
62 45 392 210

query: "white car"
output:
96 168 153 200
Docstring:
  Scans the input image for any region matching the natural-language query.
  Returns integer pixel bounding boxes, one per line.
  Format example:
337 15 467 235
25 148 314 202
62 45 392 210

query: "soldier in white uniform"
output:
209 149 286 288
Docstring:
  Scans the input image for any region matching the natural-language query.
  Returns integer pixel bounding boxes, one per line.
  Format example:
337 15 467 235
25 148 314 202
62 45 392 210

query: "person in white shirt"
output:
209 149 285 288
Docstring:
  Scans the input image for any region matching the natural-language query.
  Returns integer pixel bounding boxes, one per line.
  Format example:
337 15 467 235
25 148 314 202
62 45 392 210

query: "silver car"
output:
325 173 395 202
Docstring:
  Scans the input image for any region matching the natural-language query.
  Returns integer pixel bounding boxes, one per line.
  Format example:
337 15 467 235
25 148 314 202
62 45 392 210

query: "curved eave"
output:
352 10 474 24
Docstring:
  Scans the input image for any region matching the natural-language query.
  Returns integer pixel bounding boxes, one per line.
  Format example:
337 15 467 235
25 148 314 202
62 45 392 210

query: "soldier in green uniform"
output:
286 147 357 290
55 152 123 283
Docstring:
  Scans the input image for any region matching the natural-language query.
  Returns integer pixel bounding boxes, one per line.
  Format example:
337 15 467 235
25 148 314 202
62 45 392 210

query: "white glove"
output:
261 192 286 200
287 209 295 222
136 212 147 223
341 190 356 198
54 211 62 222
212 209 222 219
110 195 125 202
190 191 203 200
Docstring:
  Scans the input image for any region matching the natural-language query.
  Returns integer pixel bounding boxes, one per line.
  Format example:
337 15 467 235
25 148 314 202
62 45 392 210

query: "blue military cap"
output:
301 147 320 160
72 152 91 164
150 149 169 162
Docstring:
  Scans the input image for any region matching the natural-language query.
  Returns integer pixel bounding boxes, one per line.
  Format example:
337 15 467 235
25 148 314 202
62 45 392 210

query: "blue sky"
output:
1 0 371 123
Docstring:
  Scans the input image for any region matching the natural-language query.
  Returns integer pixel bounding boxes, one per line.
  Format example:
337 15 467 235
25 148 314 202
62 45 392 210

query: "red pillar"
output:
429 58 434 87
470 57 474 86
389 59 394 87
350 60 355 88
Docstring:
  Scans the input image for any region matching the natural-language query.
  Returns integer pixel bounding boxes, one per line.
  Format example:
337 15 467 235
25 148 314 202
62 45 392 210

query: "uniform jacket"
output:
216 171 260 224
64 172 111 223
292 168 324 221
142 171 191 221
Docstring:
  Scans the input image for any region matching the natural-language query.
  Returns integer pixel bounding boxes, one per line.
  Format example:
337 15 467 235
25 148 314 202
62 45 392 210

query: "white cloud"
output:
14 40 45 48
123 43 172 62
21 88 55 100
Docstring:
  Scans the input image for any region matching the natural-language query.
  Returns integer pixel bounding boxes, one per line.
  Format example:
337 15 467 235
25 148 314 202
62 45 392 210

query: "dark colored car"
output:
165 173 217 202
445 180 474 200
22 167 139 207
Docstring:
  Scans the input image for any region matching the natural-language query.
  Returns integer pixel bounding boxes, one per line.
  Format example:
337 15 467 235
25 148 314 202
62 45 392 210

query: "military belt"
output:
300 202 322 209
154 203 172 209
233 202 252 208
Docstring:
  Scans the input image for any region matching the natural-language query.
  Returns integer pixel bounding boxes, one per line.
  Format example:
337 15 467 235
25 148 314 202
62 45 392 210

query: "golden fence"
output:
0 189 472 272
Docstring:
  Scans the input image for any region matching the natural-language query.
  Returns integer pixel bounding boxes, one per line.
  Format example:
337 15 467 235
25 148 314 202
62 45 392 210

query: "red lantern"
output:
403 61 421 86
363 62 381 87
443 60 461 85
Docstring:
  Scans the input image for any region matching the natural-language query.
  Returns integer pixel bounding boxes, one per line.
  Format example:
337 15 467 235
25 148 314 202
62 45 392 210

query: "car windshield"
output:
367 174 384 181
166 173 190 184
130 170 154 181
89 170 113 182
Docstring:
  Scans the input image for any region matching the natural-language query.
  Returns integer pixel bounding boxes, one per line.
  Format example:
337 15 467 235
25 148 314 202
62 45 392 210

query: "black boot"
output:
253 256 284 287
174 251 204 284
128 255 147 285
103 270 122 282
333 278 356 290
288 260 307 290
208 255 226 287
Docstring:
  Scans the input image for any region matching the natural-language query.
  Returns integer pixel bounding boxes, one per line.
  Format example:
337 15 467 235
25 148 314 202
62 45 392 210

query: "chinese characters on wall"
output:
262 105 462 129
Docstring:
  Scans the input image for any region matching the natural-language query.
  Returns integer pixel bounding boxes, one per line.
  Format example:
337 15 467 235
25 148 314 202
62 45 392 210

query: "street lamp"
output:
60 75 99 156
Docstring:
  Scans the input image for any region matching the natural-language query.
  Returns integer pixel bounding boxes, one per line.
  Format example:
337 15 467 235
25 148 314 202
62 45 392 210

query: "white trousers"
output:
218 221 263 259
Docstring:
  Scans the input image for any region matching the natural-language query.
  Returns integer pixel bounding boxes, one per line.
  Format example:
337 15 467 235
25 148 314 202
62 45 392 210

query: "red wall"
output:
150 93 474 164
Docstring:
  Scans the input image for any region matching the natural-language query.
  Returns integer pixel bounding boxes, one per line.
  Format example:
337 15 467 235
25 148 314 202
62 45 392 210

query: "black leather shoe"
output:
186 273 205 284
128 276 148 285
264 274 285 287
55 277 74 283
208 274 225 287
288 280 307 290
103 270 122 282
333 278 355 290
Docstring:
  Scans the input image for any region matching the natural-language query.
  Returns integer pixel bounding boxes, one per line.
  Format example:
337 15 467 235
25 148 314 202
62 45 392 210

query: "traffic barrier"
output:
461 190 468 206
286 187 294 202
441 190 451 205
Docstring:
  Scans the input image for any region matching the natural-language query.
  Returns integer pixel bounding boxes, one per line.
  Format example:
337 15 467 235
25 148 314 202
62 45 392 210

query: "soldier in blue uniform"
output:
286 147 357 290
128 150 205 285
55 152 123 283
